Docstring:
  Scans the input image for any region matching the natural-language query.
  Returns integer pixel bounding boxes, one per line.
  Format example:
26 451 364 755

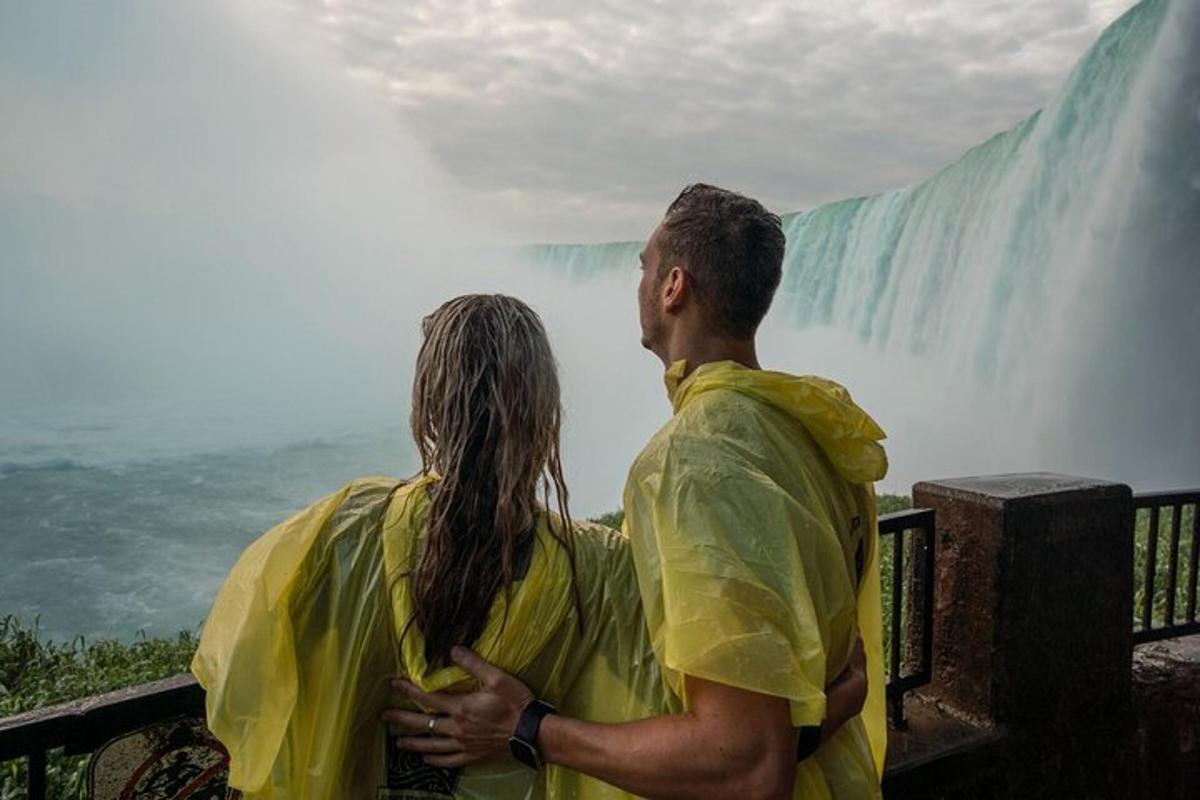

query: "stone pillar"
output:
911 473 1135 795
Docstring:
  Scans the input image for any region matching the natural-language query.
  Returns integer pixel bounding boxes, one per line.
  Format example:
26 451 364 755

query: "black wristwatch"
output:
795 725 822 762
509 698 556 770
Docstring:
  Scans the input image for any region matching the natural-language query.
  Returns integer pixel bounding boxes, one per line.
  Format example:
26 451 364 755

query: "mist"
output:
1 1 1196 639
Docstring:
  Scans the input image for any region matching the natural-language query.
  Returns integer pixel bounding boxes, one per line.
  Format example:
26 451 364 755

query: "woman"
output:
193 294 866 799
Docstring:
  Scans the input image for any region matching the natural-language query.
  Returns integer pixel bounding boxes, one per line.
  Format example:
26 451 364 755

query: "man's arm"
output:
535 674 795 800
384 644 868 800
539 638 868 797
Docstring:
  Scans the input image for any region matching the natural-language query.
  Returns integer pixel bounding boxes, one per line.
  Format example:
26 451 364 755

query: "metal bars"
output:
878 508 936 728
1133 491 1200 644
0 674 203 800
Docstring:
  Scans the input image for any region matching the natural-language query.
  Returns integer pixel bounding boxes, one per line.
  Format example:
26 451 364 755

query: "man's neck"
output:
662 334 760 377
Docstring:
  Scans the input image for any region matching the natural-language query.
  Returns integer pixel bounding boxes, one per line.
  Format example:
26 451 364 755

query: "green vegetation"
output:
876 496 916 673
0 616 199 799
1133 504 1197 629
876 494 914 516
588 509 626 530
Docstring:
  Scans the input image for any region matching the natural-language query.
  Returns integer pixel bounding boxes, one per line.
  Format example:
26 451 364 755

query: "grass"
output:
0 617 199 799
1133 504 1197 630
875 495 913 673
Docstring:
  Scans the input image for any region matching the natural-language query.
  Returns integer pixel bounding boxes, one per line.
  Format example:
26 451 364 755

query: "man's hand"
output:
382 646 533 768
822 637 868 739
384 637 870 799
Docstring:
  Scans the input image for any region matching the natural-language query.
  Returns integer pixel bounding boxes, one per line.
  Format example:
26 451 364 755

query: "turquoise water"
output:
2 0 1197 640
0 421 416 641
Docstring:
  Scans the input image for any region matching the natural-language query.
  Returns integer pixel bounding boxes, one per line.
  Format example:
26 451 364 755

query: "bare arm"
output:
384 643 867 800
534 674 795 800
822 636 868 740
539 638 868 799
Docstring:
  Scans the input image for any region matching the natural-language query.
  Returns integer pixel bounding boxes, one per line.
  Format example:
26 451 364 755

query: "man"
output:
388 184 888 799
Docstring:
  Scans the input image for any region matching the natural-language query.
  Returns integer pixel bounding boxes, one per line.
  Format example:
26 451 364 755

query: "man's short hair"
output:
659 183 785 338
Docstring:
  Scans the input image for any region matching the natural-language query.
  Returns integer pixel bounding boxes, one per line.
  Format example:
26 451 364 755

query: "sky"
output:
292 0 1138 241
0 1 1138 246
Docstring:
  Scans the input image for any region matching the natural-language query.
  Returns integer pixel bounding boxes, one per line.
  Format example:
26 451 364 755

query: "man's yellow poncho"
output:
623 360 888 799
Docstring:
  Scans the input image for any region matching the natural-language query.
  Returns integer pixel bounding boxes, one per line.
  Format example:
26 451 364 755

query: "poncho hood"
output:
665 359 888 484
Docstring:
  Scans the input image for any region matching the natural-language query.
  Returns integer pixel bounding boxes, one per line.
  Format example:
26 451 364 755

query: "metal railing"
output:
1132 490 1200 645
1 510 940 794
0 674 204 800
7 487 1200 796
878 508 936 728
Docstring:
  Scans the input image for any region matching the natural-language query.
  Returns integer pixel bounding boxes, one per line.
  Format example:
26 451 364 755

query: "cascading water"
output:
523 0 1200 491
1 0 1195 639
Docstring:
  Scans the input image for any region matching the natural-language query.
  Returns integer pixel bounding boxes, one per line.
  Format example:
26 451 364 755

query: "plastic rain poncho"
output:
193 475 672 800
623 360 889 800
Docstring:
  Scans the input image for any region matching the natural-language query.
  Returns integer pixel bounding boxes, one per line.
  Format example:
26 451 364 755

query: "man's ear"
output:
661 266 688 313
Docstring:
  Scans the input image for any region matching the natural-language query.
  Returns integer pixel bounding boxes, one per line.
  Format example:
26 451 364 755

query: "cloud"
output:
294 0 1138 241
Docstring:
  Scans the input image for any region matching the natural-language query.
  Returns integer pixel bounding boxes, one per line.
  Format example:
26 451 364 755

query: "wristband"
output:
795 725 822 762
509 698 556 770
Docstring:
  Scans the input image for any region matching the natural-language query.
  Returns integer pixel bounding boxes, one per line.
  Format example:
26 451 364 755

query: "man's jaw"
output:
639 333 671 366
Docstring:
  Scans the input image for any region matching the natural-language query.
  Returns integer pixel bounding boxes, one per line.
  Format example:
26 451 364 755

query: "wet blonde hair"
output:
409 294 579 665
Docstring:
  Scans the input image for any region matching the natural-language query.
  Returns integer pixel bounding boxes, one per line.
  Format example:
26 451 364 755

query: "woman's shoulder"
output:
570 517 628 551
291 475 417 547
330 475 410 515
563 517 635 591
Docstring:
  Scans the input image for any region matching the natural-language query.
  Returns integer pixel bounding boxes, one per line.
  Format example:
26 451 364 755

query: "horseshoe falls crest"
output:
525 0 1200 491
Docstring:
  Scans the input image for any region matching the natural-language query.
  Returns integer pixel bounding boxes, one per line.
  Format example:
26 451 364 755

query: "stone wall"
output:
880 474 1199 798
1122 636 1200 798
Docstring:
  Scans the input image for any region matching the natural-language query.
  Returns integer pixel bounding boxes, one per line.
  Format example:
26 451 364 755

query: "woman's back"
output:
195 295 672 798
382 476 670 798
194 476 672 799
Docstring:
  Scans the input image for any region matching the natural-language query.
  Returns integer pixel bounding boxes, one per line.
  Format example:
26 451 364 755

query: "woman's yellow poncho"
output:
192 476 668 799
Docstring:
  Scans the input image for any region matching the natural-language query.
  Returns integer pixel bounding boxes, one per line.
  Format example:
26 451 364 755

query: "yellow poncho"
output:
192 361 887 799
623 360 888 799
192 475 670 799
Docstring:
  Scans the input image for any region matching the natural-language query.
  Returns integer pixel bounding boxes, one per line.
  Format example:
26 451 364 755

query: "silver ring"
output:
426 715 438 734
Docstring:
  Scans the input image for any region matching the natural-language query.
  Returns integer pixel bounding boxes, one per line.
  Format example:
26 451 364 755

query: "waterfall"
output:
520 0 1200 490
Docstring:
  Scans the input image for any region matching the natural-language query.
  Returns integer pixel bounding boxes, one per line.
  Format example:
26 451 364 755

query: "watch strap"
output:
795 724 822 762
509 698 555 770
